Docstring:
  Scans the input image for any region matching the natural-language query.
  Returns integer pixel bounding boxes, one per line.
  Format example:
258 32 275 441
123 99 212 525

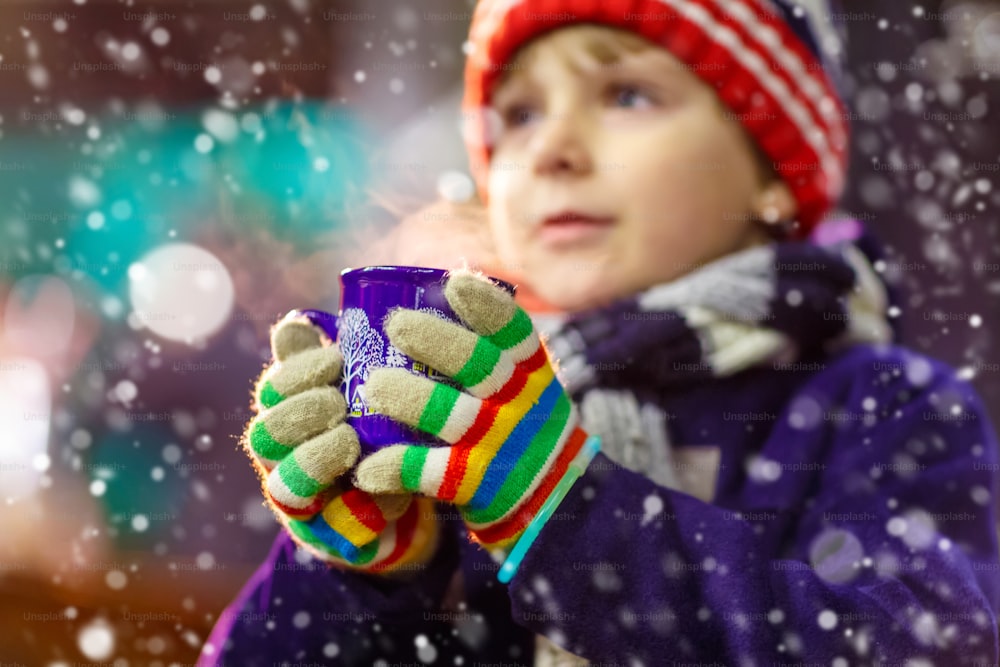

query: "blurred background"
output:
0 0 998 664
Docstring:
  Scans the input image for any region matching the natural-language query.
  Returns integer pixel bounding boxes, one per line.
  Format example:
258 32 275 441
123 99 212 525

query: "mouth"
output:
541 210 616 227
537 210 616 247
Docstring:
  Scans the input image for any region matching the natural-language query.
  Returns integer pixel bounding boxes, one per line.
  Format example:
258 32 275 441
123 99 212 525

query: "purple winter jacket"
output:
198 341 1000 666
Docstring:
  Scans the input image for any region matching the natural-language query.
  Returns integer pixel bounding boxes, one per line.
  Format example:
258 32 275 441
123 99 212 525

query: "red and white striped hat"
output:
461 0 850 237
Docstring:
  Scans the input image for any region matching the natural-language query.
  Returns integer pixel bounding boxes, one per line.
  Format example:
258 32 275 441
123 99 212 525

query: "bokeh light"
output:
128 243 234 343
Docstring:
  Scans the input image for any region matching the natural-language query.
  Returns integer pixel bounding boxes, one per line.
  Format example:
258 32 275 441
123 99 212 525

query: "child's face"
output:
485 25 788 312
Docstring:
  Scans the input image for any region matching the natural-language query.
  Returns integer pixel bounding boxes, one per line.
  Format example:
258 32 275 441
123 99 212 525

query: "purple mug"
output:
298 266 515 457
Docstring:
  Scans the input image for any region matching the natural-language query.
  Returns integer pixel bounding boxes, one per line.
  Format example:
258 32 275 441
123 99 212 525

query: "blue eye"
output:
610 84 656 109
503 104 539 128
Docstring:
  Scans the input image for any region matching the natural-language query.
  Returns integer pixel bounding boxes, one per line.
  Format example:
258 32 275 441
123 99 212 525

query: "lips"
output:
537 210 615 247
541 210 615 227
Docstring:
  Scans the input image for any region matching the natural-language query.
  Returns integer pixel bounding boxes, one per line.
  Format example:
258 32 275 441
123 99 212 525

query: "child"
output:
199 1 1000 665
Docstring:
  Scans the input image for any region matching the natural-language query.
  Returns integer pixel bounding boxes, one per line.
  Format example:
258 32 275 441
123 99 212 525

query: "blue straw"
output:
497 435 602 584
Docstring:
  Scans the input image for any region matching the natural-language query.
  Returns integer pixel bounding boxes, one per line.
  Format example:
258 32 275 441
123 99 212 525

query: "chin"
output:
534 276 618 314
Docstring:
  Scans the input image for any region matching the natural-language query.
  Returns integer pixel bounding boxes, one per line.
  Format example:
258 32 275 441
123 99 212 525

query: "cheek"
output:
684 127 760 214
486 190 525 268
599 126 760 280
616 114 759 220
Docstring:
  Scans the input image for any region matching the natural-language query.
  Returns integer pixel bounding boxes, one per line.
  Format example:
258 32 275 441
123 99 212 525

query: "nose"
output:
528 106 594 179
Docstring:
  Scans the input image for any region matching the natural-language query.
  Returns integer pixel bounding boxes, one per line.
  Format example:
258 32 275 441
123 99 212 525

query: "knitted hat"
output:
461 0 849 237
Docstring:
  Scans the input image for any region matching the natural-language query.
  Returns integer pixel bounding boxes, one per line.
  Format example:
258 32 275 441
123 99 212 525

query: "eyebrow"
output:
499 32 633 77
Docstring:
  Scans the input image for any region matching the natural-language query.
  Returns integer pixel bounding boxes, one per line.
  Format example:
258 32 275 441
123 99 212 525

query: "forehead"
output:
493 24 678 90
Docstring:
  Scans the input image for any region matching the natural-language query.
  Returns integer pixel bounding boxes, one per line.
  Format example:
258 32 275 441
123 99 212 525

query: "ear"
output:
752 179 798 225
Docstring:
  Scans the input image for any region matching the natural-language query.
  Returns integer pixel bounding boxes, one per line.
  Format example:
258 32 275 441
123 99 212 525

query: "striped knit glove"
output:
353 270 593 554
244 313 440 576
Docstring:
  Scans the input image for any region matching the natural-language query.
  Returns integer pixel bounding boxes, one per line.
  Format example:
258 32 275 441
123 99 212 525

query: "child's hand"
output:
353 270 591 553
244 314 440 576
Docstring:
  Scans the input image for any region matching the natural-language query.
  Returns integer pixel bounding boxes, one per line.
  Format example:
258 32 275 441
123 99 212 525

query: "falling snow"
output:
0 1 998 665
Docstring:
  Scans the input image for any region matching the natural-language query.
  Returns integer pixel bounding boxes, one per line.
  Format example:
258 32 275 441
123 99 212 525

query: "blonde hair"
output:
497 24 655 88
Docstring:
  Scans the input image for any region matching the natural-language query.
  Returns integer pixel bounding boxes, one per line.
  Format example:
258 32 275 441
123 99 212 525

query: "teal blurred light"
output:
1 100 372 300
89 425 187 550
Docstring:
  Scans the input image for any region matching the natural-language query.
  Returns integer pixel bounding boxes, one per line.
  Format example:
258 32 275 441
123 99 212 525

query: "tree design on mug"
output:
338 307 384 417
385 343 408 369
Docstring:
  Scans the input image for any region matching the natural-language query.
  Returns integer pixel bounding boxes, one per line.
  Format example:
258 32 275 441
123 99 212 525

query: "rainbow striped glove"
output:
244 313 440 576
353 270 593 555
